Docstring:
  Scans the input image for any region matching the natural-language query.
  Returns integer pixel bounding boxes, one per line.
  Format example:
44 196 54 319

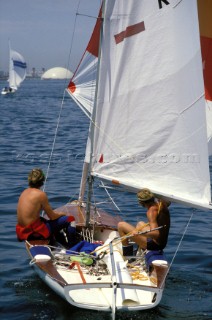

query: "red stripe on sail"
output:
200 36 212 101
114 21 145 44
197 0 212 101
87 9 102 57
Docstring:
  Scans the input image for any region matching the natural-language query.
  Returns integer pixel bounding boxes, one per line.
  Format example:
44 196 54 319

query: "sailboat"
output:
1 43 27 95
25 1 212 318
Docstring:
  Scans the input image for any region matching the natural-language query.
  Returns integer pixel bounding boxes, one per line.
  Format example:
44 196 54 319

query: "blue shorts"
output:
45 216 76 248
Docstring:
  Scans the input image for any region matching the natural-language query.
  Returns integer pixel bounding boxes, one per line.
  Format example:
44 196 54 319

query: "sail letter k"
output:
158 0 170 9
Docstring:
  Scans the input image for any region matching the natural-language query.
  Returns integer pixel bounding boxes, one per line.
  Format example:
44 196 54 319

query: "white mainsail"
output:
86 0 211 210
9 48 27 90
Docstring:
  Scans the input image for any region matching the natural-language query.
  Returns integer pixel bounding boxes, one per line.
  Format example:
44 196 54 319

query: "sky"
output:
0 0 101 73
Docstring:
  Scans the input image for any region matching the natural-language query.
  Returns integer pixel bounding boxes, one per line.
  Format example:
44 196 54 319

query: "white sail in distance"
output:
9 49 27 90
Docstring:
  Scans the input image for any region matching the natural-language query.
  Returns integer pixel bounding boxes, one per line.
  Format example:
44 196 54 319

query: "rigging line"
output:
170 209 194 266
160 209 195 288
90 178 122 216
76 13 101 20
101 181 121 212
180 92 204 114
100 181 121 212
91 180 122 220
42 99 64 193
173 0 183 8
63 0 81 85
43 1 81 193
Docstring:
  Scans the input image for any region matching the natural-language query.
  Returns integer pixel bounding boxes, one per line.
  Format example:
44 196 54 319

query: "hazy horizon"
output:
0 0 101 73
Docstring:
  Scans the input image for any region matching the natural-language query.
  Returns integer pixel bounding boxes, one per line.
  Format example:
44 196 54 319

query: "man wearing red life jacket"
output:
16 168 76 247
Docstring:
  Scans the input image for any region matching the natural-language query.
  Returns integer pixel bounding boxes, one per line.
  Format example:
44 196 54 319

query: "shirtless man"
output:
118 188 170 255
16 168 76 247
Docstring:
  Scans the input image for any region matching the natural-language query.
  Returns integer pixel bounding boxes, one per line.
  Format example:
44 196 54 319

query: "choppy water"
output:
0 79 211 320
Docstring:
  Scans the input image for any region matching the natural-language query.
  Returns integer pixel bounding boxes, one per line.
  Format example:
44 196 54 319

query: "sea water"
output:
0 79 211 320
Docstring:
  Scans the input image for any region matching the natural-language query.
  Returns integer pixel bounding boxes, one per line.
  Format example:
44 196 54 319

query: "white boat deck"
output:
57 262 157 309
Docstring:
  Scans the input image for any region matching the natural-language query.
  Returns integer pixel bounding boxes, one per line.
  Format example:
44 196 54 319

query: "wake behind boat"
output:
24 1 212 319
1 42 27 95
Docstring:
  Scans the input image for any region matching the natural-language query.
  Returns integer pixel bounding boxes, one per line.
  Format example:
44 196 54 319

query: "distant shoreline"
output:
0 75 41 80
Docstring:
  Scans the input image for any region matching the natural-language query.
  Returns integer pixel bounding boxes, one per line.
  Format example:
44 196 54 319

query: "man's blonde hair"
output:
28 168 45 188
137 188 154 202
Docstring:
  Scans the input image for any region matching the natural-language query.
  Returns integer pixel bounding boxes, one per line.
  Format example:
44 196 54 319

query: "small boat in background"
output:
1 42 27 95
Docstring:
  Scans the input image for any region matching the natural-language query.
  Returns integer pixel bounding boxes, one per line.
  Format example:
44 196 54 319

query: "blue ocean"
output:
0 79 211 320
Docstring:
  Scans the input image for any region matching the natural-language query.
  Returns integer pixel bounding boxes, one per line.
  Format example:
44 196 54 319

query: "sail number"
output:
158 0 170 9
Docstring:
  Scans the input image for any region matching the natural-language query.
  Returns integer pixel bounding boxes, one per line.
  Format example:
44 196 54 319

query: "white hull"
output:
26 212 168 317
32 263 164 312
1 88 16 95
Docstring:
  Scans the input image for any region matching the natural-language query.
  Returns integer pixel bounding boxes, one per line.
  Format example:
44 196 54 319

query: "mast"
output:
85 0 105 227
77 5 103 204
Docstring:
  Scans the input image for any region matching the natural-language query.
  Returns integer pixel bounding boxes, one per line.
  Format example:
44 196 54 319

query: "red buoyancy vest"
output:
16 218 50 241
67 215 75 223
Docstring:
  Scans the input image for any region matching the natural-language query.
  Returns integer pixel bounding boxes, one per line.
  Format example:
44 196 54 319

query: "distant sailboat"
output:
1 43 27 95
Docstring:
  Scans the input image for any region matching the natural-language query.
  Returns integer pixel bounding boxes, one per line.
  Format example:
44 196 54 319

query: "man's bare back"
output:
17 188 65 227
17 188 46 226
16 168 76 244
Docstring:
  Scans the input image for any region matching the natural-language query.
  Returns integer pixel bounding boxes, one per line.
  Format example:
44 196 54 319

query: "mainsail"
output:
87 0 211 210
198 0 212 155
9 49 27 90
